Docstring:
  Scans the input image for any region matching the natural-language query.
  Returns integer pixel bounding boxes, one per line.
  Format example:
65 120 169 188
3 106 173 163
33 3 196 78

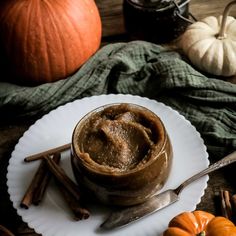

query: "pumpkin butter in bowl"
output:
71 103 173 206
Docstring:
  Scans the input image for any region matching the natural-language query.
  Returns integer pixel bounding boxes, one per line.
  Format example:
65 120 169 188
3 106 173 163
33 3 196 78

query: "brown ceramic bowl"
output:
71 103 172 206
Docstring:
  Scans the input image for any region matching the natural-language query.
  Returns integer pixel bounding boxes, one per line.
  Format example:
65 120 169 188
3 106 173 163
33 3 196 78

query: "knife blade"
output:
100 190 178 230
100 151 236 230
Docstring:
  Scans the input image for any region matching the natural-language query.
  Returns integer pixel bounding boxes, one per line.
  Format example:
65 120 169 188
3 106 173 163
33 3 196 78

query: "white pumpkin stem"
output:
218 0 236 39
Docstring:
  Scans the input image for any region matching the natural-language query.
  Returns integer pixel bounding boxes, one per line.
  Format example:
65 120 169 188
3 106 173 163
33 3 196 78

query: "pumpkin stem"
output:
197 232 205 236
218 0 236 39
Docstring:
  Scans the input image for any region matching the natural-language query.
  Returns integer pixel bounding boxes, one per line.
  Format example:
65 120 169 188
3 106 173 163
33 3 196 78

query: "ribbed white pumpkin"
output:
179 0 236 77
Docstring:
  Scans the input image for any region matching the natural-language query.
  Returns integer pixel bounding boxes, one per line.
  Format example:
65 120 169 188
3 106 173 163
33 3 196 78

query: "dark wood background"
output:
97 0 236 38
1 0 236 235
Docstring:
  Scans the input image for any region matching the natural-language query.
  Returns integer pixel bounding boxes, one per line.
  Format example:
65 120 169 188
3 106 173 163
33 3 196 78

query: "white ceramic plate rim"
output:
7 94 209 236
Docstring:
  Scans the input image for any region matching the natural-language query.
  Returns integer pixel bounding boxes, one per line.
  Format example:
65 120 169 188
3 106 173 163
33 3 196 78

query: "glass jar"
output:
123 0 190 43
71 103 173 206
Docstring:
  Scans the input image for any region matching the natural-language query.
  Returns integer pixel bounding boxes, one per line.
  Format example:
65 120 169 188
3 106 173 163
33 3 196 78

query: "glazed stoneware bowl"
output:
71 103 173 206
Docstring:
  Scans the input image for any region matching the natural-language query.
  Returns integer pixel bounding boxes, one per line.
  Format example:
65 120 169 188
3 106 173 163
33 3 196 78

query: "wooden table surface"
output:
1 0 236 235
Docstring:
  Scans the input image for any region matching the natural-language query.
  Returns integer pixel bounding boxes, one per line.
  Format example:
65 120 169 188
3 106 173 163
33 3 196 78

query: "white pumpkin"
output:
179 0 236 76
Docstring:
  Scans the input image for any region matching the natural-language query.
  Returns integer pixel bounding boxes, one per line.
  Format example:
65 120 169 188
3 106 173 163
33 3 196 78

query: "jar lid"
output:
126 0 182 10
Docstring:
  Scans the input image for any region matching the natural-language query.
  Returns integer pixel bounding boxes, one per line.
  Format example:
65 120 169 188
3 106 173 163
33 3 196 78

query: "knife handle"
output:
174 151 236 195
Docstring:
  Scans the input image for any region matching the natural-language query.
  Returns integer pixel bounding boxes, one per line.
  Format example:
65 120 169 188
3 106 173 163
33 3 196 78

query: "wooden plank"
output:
190 0 236 20
96 0 125 37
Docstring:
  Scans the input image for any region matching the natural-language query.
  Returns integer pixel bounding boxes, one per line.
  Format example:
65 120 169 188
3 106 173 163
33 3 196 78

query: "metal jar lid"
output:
125 0 193 23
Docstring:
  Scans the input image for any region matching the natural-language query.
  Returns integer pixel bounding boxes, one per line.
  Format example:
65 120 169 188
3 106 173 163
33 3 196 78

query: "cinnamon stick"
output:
21 150 90 220
20 158 48 209
0 225 15 236
46 156 90 220
24 143 71 162
231 194 236 215
44 156 81 202
32 153 61 205
56 181 90 220
220 189 232 220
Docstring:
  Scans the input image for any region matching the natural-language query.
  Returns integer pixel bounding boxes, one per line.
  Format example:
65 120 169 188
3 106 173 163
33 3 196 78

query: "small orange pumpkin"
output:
163 210 236 236
0 0 102 84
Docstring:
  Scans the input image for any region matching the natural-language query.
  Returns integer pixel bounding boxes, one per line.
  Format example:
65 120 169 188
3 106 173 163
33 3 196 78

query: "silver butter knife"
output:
100 151 236 230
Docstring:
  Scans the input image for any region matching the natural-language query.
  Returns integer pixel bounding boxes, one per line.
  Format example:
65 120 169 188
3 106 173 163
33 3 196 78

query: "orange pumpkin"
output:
0 0 102 84
163 210 236 236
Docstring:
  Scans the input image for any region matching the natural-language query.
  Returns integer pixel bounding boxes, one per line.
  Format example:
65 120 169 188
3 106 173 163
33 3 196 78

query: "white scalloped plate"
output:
7 94 209 236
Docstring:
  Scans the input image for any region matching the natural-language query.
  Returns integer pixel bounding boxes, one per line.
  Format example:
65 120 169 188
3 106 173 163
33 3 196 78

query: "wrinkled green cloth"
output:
0 41 235 158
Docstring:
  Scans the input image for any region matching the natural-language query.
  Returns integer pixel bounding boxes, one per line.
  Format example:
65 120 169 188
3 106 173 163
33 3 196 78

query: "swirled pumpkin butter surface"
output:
75 104 163 172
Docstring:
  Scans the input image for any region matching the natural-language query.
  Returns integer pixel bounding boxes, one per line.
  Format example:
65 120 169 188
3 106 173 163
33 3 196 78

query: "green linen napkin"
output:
0 41 235 158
